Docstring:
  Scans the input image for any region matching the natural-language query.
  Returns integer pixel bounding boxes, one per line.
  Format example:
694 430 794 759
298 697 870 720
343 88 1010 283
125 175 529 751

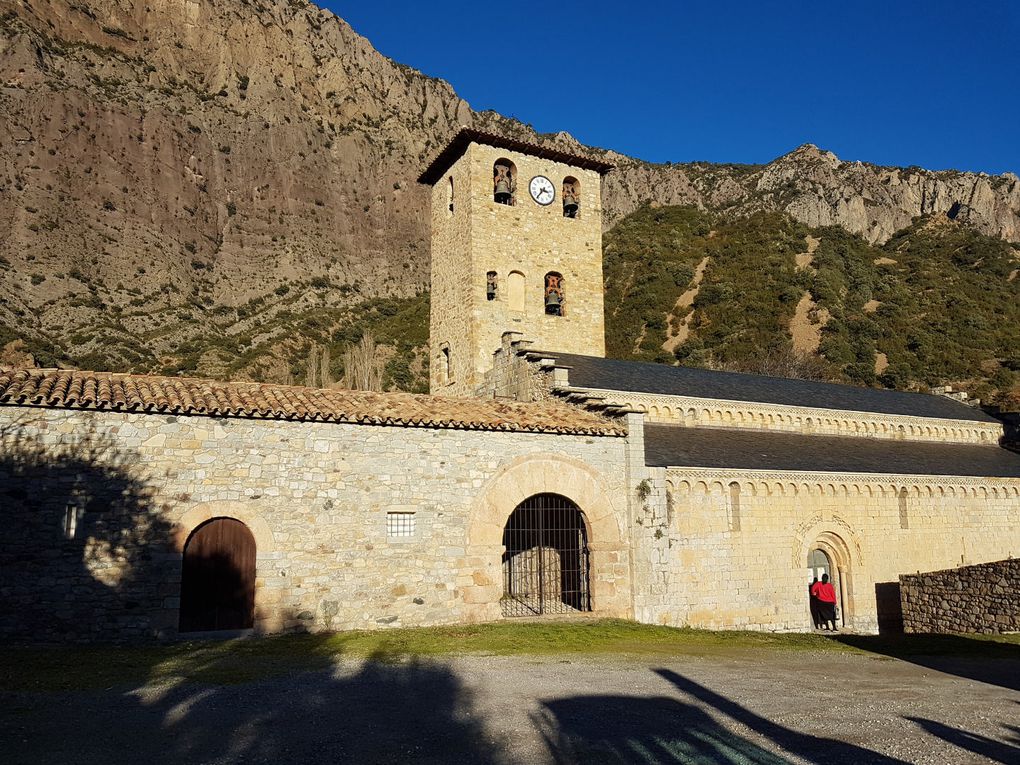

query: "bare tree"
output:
341 332 384 392
718 347 836 382
302 343 334 388
319 345 333 387
304 343 319 388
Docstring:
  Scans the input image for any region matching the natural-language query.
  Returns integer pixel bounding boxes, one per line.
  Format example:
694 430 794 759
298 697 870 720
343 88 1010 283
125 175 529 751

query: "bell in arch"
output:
545 289 563 315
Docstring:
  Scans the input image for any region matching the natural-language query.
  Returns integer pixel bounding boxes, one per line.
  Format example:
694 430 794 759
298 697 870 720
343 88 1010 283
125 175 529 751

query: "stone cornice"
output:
559 386 1002 446
660 465 1020 495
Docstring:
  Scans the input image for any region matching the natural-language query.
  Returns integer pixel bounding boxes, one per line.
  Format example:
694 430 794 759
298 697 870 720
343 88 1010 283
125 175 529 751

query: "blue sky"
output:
328 1 1019 174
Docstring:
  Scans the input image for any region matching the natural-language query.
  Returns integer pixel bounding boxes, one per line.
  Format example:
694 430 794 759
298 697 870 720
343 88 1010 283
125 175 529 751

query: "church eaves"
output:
418 127 615 185
0 368 626 436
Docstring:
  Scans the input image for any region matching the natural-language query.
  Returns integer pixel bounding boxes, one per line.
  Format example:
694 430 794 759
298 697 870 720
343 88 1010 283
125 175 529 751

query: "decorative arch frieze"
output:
663 467 1020 498
585 388 1003 445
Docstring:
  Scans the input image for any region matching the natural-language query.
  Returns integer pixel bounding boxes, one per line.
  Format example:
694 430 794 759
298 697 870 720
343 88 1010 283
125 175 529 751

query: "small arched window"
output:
493 159 516 205
508 271 525 312
447 176 454 214
544 272 564 316
486 271 498 301
562 176 580 218
439 344 452 385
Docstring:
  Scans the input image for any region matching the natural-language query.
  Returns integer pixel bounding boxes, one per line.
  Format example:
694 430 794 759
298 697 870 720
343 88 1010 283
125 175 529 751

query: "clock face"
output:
529 175 555 205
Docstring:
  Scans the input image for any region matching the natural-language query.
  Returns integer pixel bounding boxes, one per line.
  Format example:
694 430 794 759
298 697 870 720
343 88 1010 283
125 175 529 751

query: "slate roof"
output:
539 352 999 424
0 368 625 436
418 127 615 185
644 424 1020 477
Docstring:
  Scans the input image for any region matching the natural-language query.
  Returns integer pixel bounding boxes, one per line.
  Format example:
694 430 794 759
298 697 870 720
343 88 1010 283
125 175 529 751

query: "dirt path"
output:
795 235 821 271
875 351 890 375
3 649 1018 764
662 256 711 353
790 293 830 354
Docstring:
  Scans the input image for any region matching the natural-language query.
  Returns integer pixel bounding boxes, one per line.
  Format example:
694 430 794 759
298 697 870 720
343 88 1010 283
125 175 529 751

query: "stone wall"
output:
900 559 1020 634
630 468 1020 633
0 407 631 642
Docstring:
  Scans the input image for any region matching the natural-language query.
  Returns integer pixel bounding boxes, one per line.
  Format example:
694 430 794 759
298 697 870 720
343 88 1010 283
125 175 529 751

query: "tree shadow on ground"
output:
905 717 1020 764
2 640 508 765
535 694 793 764
534 668 910 764
652 669 910 764
831 633 1020 692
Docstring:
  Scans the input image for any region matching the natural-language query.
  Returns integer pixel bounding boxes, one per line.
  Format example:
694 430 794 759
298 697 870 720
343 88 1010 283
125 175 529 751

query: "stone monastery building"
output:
2 129 1019 641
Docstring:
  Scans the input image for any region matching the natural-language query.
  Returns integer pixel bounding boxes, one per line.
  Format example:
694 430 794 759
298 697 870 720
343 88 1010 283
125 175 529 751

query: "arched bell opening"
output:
562 176 580 218
179 517 256 632
544 272 565 316
493 159 517 205
501 493 591 617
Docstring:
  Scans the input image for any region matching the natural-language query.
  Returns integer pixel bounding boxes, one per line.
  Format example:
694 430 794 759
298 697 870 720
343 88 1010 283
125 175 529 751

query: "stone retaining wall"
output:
900 559 1020 634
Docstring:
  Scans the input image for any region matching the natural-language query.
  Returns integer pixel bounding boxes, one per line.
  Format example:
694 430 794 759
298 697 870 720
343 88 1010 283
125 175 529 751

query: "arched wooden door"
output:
179 518 256 632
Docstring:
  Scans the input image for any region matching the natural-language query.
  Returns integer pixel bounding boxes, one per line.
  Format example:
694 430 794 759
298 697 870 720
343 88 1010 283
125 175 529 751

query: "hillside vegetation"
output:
604 206 1020 406
2 0 1019 391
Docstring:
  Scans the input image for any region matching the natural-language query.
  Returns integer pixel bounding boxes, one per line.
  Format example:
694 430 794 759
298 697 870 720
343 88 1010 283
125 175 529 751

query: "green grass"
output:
3 620 1018 692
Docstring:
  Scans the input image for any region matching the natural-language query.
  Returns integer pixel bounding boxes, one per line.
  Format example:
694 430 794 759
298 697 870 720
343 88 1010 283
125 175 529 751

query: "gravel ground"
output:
3 649 1019 764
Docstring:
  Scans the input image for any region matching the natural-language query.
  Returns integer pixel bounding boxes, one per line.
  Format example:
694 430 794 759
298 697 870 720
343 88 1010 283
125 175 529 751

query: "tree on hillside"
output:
341 332 384 392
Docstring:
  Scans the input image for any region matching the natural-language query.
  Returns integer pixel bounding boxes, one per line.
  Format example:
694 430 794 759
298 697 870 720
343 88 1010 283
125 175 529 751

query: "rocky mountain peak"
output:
1 0 1018 384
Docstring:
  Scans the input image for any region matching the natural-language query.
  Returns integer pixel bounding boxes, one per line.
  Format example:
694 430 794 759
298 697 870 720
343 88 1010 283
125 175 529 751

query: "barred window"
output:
387 512 416 538
63 504 83 540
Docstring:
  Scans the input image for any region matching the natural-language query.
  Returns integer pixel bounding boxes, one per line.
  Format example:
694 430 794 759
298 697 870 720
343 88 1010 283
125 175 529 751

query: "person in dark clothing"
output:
810 573 839 631
808 577 822 629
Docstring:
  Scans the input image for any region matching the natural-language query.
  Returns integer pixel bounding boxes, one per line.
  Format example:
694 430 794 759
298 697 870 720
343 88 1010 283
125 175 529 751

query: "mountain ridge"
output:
1 0 1018 389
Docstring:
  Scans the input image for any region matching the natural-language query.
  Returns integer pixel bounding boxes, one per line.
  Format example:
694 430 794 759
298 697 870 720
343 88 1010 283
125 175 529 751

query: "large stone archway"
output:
464 454 630 622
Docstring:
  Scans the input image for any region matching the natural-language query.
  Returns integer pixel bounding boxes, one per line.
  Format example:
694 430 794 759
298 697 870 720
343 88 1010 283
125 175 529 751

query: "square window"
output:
387 512 416 538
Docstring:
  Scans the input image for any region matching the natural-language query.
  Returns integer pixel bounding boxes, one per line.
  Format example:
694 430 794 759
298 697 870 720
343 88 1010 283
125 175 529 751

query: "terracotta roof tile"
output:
0 368 626 436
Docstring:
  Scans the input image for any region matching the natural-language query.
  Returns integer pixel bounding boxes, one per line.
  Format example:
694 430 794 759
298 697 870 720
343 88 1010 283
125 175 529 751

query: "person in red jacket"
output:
810 573 839 631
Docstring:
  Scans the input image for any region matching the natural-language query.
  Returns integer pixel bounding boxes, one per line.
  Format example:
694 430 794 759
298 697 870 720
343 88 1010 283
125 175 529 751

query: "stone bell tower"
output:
418 128 613 396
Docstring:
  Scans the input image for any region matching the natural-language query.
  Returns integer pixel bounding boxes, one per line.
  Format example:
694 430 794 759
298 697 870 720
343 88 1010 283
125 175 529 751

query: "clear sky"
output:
327 1 1019 175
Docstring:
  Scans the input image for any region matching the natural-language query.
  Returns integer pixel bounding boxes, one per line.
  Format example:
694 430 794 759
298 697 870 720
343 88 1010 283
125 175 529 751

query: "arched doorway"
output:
806 536 853 629
501 494 590 617
179 517 256 632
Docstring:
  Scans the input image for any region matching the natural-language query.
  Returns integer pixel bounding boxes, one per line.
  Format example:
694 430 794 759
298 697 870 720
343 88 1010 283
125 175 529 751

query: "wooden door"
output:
179 518 256 632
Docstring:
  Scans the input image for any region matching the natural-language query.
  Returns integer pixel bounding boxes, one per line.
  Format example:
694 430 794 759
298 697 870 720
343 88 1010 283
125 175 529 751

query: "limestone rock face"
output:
604 144 1020 245
1 0 1017 378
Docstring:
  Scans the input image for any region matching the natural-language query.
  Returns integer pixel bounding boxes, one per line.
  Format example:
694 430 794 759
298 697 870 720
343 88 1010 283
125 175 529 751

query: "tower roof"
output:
418 127 615 185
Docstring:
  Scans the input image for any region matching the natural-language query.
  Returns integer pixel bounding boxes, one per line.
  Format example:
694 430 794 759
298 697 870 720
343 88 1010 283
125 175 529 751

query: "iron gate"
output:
501 493 591 617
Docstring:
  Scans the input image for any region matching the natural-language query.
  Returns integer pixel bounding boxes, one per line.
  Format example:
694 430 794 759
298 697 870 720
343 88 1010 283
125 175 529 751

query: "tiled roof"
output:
418 127 615 185
0 368 625 436
539 352 999 424
644 424 1020 477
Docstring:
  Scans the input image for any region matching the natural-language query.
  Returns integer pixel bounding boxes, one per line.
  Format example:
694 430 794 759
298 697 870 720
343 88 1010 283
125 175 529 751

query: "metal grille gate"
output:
501 494 591 617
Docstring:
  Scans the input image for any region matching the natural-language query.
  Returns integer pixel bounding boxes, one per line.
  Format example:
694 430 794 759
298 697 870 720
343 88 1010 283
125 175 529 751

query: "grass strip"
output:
2 619 1017 692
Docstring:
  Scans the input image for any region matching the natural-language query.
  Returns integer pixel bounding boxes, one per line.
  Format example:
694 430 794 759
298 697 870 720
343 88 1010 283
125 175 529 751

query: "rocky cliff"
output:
1 0 1018 382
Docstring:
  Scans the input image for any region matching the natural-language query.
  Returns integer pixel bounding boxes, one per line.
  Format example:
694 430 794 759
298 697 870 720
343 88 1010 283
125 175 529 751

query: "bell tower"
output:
418 128 613 396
